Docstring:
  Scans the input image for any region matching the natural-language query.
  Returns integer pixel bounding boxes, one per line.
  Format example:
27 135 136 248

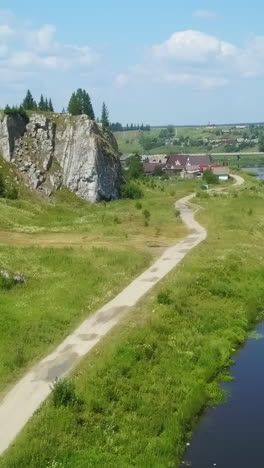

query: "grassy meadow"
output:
0 156 201 393
115 125 262 156
2 174 264 467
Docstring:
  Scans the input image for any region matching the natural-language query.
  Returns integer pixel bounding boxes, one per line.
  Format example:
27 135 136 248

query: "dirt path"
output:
0 174 244 455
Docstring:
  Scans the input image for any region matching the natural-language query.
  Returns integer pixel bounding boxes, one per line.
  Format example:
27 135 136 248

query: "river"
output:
180 171 264 467
180 323 264 468
243 167 264 179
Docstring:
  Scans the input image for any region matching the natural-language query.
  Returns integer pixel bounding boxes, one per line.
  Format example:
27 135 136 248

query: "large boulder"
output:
0 112 121 202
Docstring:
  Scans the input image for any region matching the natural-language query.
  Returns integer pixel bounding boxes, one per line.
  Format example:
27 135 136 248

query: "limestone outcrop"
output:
0 112 121 202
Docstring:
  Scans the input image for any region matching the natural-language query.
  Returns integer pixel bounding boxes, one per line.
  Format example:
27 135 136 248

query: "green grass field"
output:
1 174 264 467
0 157 201 394
115 125 263 157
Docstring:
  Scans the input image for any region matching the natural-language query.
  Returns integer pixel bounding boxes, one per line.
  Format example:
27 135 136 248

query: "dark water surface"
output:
243 167 264 179
180 322 264 468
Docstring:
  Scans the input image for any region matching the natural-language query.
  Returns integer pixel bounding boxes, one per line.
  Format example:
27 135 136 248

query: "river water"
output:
243 167 264 179
180 171 264 467
180 323 264 468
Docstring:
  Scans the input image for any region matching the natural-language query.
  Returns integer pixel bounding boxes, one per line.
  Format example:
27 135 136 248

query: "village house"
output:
120 153 134 168
211 166 230 181
143 162 165 176
165 154 211 175
141 154 169 164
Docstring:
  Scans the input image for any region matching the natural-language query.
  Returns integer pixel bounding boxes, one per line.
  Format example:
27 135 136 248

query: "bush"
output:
0 172 19 200
135 201 142 210
157 290 173 305
120 182 143 199
0 173 5 197
203 168 219 184
5 185 18 200
113 216 121 224
4 105 28 120
51 378 83 408
143 209 150 220
0 275 16 290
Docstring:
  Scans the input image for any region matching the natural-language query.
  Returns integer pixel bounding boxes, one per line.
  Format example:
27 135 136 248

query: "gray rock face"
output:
0 113 121 202
55 115 120 202
0 113 26 162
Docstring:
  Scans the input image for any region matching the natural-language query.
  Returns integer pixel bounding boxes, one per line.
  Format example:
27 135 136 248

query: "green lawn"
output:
0 157 200 393
2 175 264 467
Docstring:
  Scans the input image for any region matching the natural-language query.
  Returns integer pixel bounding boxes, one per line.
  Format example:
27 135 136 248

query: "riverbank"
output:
181 321 264 467
1 174 264 467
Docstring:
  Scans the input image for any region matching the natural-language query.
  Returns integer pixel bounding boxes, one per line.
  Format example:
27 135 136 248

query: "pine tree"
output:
48 98 54 112
44 98 49 112
67 92 81 115
67 89 94 119
4 105 11 114
22 90 37 111
38 94 45 111
101 102 109 131
82 90 95 120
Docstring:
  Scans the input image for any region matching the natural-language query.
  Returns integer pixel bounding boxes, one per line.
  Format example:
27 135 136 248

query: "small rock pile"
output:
0 270 27 284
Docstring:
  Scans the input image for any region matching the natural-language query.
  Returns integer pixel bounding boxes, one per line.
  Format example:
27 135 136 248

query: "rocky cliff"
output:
0 112 121 202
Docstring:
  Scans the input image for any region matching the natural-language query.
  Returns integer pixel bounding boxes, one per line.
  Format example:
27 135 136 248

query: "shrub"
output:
175 208 180 217
120 182 143 199
113 216 121 224
157 290 173 305
143 209 150 220
135 201 142 210
4 105 28 120
0 173 5 197
51 378 83 408
0 275 16 290
203 168 219 184
5 185 18 200
0 172 19 200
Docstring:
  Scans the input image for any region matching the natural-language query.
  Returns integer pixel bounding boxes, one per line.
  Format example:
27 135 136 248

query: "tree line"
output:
4 88 110 131
4 90 54 116
110 122 151 132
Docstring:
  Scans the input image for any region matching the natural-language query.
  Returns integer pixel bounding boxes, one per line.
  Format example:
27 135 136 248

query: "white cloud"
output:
116 30 264 91
161 73 228 89
0 24 13 39
31 24 56 51
0 15 98 81
115 73 129 86
193 10 218 20
151 30 237 63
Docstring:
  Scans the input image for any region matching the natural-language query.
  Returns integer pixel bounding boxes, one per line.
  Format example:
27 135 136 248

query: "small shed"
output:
212 166 230 181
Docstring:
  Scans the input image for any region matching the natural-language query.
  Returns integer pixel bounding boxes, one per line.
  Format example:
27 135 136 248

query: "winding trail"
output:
0 174 244 455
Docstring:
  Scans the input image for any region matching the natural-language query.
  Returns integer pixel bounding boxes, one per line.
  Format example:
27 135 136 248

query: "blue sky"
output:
1 1 264 125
